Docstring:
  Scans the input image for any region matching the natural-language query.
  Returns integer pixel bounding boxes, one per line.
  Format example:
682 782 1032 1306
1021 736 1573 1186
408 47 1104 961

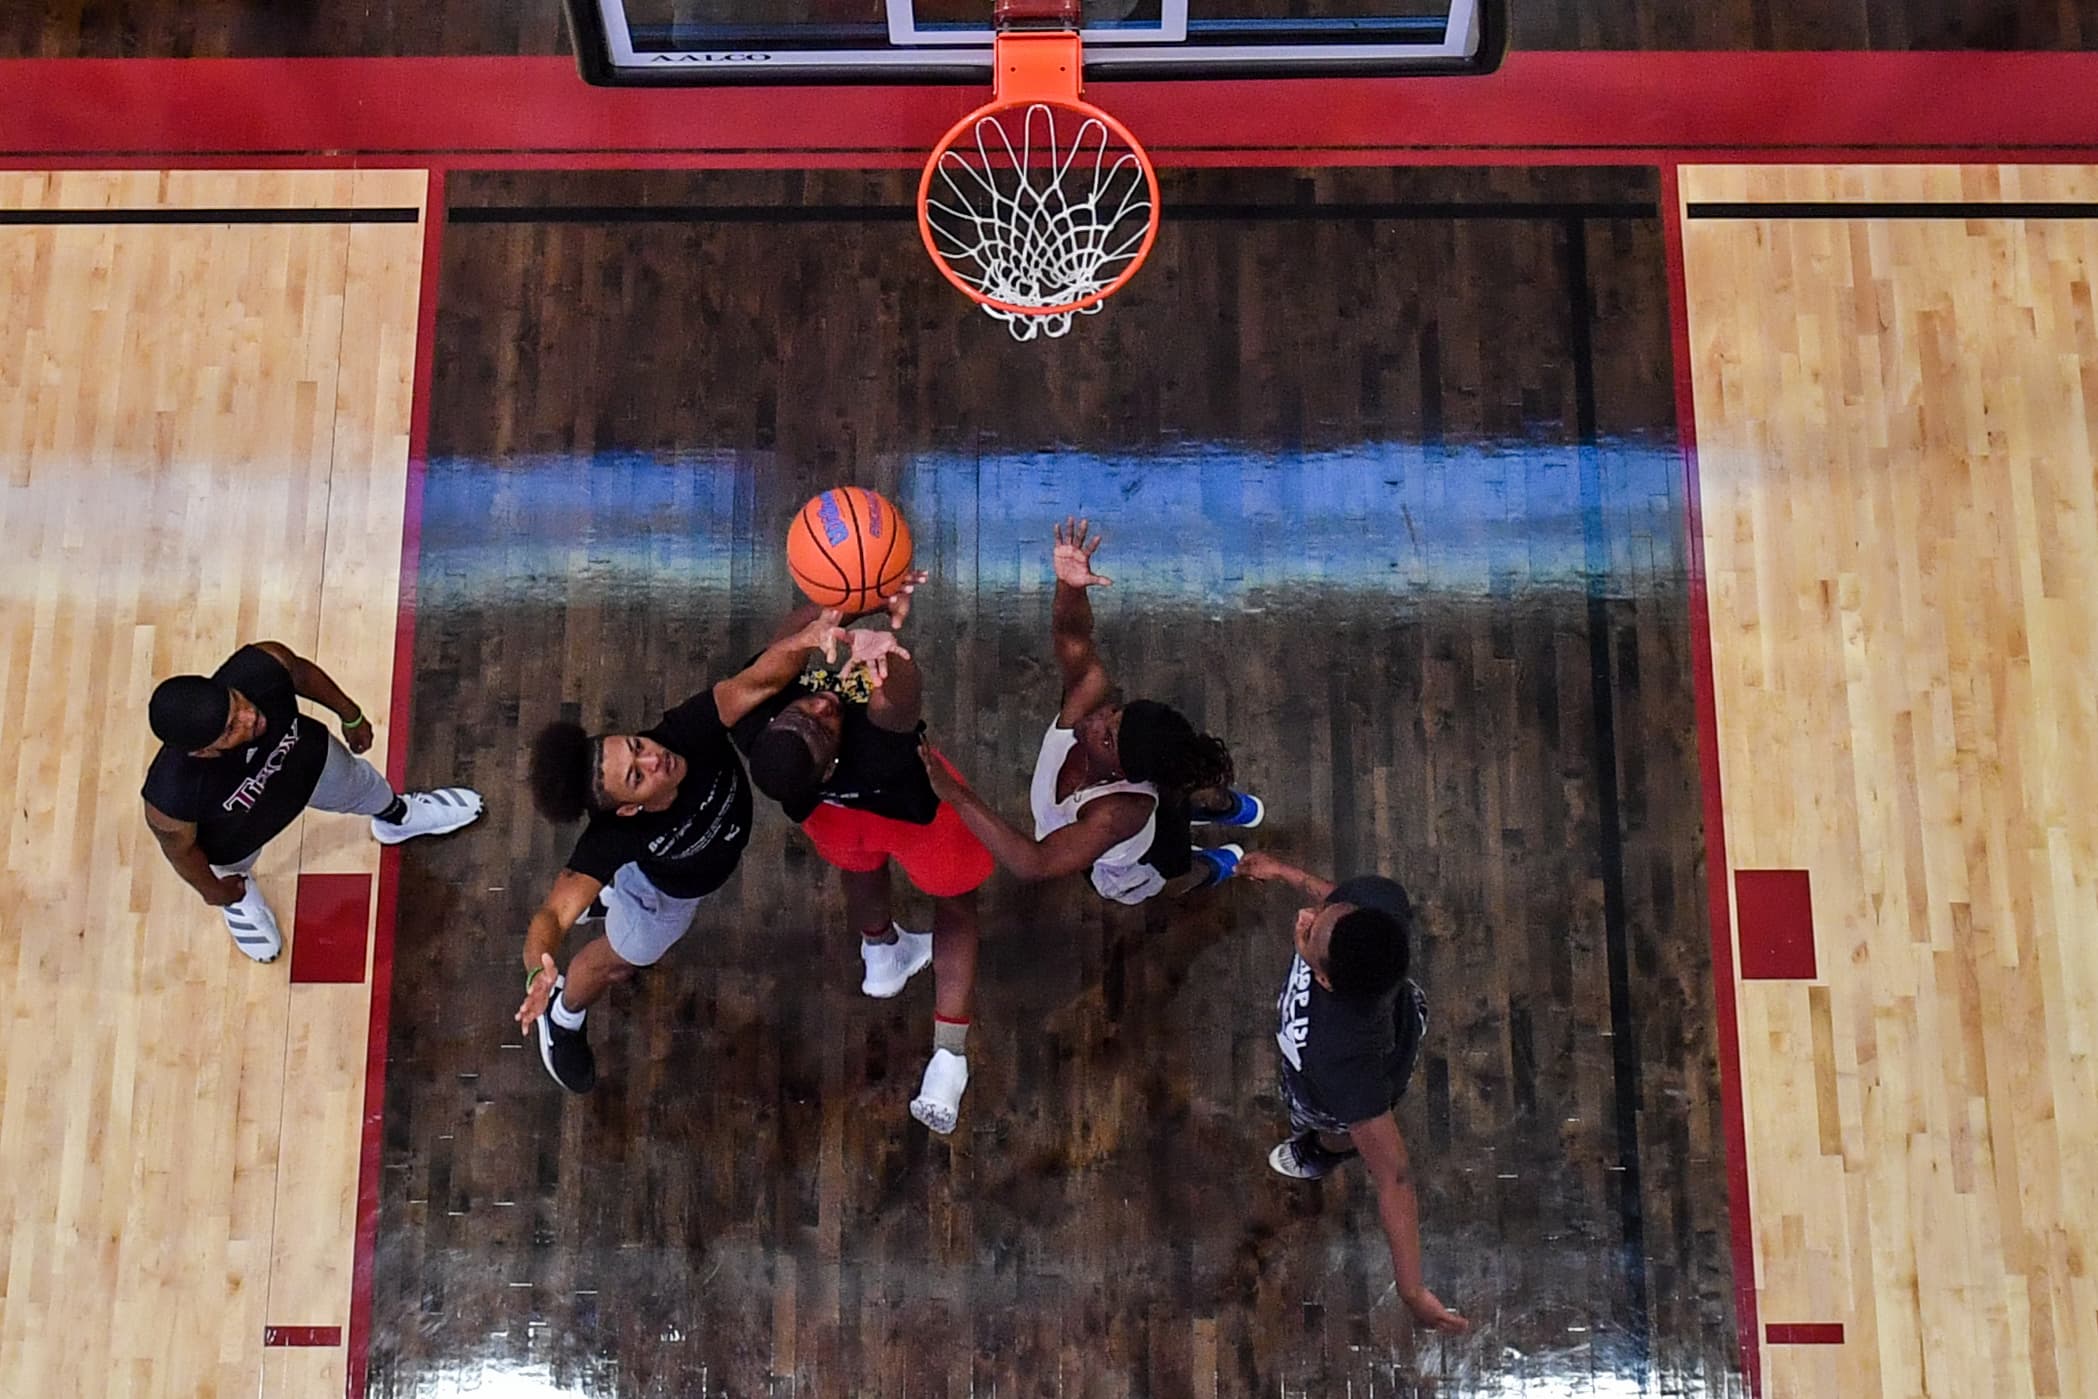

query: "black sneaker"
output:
535 977 597 1093
1267 1131 1359 1180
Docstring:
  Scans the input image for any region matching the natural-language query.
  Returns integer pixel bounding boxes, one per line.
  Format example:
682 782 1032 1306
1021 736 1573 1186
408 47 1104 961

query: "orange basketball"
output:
785 487 915 614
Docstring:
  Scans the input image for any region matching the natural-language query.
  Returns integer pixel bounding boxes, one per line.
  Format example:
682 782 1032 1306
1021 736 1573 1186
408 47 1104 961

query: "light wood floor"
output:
1684 163 2098 1399
0 169 425 1399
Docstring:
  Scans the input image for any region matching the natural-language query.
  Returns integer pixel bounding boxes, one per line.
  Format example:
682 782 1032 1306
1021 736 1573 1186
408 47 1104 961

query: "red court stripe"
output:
1735 869 1819 981
1662 162 1763 1399
347 170 445 1399
1765 1322 1846 1345
5 54 2098 158
288 873 372 984
264 1325 344 1347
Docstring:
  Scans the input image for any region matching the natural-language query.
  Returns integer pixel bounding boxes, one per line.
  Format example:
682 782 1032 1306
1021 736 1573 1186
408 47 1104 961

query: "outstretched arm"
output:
714 610 852 727
515 868 607 1028
1235 851 1338 903
1050 517 1115 725
251 639 375 754
865 648 924 732
1350 1111 1470 1334
920 739 1149 882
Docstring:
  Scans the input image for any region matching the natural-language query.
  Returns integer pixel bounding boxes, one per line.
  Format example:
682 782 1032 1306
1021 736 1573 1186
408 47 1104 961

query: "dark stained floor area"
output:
366 165 1740 1396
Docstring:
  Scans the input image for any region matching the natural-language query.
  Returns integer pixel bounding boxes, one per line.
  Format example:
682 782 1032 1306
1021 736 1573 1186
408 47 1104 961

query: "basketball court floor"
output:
1 4 2095 1396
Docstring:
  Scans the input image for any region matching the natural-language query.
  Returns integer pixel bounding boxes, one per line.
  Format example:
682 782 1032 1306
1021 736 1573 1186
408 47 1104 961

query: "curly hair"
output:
528 721 606 823
1119 699 1234 800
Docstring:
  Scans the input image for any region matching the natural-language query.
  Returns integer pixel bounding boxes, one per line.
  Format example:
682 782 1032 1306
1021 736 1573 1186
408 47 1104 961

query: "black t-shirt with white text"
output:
729 673 939 826
1275 875 1416 1125
564 690 753 900
140 645 328 866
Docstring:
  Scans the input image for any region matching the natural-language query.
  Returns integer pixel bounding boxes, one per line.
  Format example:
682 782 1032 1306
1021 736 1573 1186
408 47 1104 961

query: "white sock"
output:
550 991 587 1030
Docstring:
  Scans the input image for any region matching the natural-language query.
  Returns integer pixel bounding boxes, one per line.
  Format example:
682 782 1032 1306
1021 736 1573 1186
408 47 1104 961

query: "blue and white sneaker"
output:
1194 790 1265 829
1189 843 1245 889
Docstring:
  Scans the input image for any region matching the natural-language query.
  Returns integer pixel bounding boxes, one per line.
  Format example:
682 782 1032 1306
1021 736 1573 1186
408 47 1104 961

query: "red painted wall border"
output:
5 53 2098 159
345 168 444 1399
1661 162 1763 1398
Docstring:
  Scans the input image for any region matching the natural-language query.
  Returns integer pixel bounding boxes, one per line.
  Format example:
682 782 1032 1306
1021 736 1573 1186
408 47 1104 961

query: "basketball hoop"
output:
917 0 1161 341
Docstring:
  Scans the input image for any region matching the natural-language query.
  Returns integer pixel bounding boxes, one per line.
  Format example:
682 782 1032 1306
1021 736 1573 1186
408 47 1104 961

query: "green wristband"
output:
526 965 547 991
341 712 368 729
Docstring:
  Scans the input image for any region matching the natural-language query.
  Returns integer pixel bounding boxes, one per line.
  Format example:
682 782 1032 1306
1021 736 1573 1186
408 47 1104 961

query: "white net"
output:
922 102 1155 341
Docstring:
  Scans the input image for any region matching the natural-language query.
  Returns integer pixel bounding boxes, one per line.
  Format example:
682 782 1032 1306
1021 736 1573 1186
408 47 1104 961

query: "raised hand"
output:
1401 1286 1471 1335
918 737 965 802
844 629 911 687
1052 516 1112 590
879 570 929 630
795 608 851 661
204 873 248 907
515 952 558 1031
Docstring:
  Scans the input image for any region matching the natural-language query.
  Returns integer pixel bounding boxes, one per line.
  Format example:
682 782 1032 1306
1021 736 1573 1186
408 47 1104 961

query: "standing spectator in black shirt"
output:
1238 850 1470 1335
513 611 905 1095
141 641 483 964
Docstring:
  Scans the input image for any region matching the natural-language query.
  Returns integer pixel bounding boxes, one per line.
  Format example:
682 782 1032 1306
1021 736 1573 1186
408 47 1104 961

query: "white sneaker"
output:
909 1048 969 1134
221 884 284 963
859 924 932 998
372 787 484 845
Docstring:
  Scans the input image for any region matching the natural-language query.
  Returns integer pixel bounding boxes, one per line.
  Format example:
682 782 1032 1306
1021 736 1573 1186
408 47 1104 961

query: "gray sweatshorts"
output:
602 861 706 968
210 733 396 876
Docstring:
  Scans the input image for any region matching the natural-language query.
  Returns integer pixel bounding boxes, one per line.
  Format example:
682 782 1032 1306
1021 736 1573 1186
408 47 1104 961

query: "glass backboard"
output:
565 0 1503 84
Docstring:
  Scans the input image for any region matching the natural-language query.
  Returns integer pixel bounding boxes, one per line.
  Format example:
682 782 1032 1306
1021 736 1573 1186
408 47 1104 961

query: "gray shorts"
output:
602 862 706 968
210 733 396 876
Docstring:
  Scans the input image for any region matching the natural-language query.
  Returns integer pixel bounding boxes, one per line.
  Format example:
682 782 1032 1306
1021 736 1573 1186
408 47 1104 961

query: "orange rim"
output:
916 95 1161 321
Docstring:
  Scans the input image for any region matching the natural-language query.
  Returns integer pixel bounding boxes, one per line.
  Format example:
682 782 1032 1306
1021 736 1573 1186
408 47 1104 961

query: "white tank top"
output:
1030 721 1161 905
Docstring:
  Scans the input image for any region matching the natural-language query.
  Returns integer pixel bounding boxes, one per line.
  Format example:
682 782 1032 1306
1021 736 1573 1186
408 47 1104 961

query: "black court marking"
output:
1688 200 2098 220
0 207 419 225
448 201 1659 225
1562 214 1650 1376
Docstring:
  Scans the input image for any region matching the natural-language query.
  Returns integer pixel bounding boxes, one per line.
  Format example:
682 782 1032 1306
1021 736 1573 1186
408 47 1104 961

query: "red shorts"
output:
800 798 993 898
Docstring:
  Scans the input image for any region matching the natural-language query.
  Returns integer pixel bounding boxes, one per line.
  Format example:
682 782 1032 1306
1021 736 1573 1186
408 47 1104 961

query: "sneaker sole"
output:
372 805 484 846
910 1096 960 1134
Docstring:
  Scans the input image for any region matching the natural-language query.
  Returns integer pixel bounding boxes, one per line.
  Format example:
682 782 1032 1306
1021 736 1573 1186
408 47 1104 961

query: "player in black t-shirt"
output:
730 585 993 1134
513 610 906 1094
1237 850 1471 1335
141 642 483 963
